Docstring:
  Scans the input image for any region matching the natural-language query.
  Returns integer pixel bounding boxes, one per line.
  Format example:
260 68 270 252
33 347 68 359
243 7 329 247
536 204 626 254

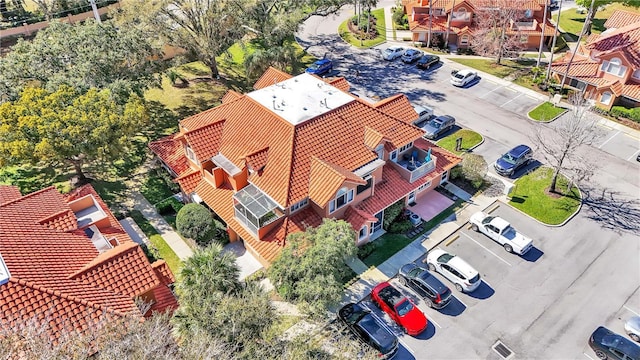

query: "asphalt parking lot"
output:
342 202 639 360
593 119 640 163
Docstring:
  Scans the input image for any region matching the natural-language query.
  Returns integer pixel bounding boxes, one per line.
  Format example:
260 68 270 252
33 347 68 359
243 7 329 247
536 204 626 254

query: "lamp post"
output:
545 0 563 80
536 0 549 67
560 0 596 88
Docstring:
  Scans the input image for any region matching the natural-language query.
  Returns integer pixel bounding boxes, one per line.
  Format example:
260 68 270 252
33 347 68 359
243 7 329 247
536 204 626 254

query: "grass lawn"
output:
140 172 177 205
338 8 386 48
450 58 536 79
436 129 483 155
558 3 636 38
509 167 581 225
528 102 567 122
130 210 183 276
361 200 464 267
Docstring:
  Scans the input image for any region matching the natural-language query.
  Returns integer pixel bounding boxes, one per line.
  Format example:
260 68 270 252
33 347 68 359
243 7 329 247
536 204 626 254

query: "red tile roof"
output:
152 260 176 285
245 147 270 172
0 184 177 341
586 21 640 68
184 120 225 163
343 206 377 231
176 169 203 195
604 10 640 30
363 126 390 150
373 94 419 125
253 67 293 90
308 157 367 207
621 83 640 101
146 284 178 316
0 185 21 204
221 90 242 103
326 77 351 92
148 134 191 177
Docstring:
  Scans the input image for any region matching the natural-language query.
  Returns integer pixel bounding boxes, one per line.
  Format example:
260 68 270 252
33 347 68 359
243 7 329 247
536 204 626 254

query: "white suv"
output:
425 249 481 293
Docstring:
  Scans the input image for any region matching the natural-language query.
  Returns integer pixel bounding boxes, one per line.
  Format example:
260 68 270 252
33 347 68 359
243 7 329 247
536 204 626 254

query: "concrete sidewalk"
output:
131 191 194 260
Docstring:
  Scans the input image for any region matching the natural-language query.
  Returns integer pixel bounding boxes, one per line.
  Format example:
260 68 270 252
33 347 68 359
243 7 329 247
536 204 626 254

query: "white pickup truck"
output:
469 212 533 255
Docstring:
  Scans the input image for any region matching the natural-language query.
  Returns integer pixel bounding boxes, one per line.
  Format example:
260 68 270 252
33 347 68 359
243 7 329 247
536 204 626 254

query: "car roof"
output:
434 115 454 122
490 217 510 231
457 69 475 76
416 268 448 292
508 144 531 157
377 283 405 306
405 48 419 53
358 313 398 349
315 58 331 65
388 46 403 51
594 327 640 358
447 255 479 278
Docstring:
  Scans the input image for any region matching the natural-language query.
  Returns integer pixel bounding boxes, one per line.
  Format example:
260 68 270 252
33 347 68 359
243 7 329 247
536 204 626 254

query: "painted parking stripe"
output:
624 133 640 141
628 150 640 162
454 295 468 309
362 303 417 355
459 232 512 266
479 85 503 99
500 93 523 108
584 352 596 360
598 130 621 149
429 316 442 329
624 305 640 316
527 95 539 101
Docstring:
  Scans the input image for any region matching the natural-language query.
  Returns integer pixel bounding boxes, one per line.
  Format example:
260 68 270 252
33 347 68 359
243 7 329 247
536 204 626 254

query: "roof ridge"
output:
0 185 58 208
184 118 226 135
68 242 139 279
37 208 74 225
373 94 404 108
595 21 640 41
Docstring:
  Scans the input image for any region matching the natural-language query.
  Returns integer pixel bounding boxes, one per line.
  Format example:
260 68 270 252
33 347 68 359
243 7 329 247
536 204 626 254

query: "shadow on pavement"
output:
581 186 640 234
466 281 495 300
521 246 544 262
439 296 466 316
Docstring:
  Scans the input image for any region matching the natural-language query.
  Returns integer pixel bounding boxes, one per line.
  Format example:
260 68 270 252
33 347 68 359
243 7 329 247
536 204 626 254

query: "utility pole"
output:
427 0 433 48
444 0 456 51
89 0 102 23
545 0 563 80
536 0 549 67
560 0 595 88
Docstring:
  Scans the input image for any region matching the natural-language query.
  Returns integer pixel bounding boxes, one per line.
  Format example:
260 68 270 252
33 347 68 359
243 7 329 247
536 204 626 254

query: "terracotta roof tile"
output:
263 207 324 248
343 206 377 231
550 59 611 86
326 77 351 92
38 209 77 232
176 169 203 195
308 157 367 207
184 120 225 162
221 90 243 103
586 22 640 67
604 10 640 30
621 83 640 101
363 126 389 150
146 284 178 317
373 94 419 125
245 147 270 172
0 185 21 204
148 135 191 176
151 260 176 285
253 67 293 90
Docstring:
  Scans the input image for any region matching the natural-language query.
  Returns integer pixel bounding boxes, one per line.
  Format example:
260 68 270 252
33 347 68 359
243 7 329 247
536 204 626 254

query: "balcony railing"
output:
234 205 283 235
390 147 437 183
513 20 537 30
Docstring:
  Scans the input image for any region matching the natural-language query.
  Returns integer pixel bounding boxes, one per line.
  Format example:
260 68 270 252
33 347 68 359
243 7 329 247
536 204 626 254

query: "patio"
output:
409 190 455 222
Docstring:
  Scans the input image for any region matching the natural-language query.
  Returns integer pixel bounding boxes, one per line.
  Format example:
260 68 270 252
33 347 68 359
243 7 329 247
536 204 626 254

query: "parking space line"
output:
430 317 442 329
584 352 596 360
479 85 503 98
527 95 539 101
596 122 613 130
500 93 523 107
454 296 467 309
459 232 512 266
598 130 621 149
624 305 640 316
628 150 640 162
624 133 640 141
504 86 518 93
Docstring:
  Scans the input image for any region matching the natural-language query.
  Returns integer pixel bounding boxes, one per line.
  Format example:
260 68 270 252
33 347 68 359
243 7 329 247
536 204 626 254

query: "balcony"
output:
513 20 537 31
233 184 284 235
390 147 437 183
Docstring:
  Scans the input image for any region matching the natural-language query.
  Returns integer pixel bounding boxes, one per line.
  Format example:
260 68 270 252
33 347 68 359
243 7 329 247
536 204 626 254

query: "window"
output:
289 198 309 213
601 58 627 77
359 226 367 240
390 150 398 162
600 91 612 105
357 176 373 195
441 171 449 183
329 187 354 213
417 180 432 192
633 69 640 79
399 142 413 153
375 144 384 160
460 35 469 45
185 146 196 162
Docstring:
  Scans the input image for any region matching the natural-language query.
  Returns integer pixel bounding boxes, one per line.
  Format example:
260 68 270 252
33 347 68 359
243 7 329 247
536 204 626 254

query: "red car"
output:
371 282 428 336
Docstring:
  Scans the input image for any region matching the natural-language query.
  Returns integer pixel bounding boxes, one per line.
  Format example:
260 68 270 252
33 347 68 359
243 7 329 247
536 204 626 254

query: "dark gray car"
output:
398 263 452 309
421 115 455 140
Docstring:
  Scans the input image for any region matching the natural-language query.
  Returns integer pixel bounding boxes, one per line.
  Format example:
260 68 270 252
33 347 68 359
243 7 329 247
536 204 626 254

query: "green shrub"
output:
388 220 413 233
176 203 217 246
383 199 404 230
610 106 640 123
357 241 377 259
155 197 184 215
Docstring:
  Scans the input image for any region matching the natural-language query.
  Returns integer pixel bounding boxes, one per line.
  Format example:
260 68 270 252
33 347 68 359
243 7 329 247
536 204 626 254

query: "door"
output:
371 211 384 234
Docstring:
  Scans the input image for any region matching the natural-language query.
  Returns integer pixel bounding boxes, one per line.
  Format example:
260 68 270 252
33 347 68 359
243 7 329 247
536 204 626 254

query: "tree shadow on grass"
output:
0 164 72 194
581 186 640 234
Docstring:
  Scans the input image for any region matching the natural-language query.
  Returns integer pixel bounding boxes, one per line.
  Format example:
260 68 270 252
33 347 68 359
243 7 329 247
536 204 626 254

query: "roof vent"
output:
492 340 514 359
0 253 12 285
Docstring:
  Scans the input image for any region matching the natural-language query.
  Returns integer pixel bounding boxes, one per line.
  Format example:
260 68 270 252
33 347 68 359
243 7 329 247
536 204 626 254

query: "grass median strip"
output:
528 102 567 122
130 210 182 276
436 129 483 155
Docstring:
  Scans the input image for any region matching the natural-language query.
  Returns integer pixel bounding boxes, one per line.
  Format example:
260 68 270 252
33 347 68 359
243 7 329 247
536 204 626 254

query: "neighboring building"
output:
550 10 640 110
150 67 462 267
402 0 556 51
0 184 177 340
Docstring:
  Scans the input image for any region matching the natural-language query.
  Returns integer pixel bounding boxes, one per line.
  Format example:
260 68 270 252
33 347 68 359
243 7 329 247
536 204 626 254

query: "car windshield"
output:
428 119 442 128
437 253 454 263
482 216 495 225
454 73 465 79
396 300 414 316
385 48 397 54
308 63 321 70
501 153 517 164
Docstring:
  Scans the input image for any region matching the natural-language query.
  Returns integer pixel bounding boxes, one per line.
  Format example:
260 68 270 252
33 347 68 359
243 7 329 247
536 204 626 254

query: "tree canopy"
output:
268 219 358 317
176 203 218 245
575 0 640 35
0 20 161 102
0 85 148 182
471 0 528 64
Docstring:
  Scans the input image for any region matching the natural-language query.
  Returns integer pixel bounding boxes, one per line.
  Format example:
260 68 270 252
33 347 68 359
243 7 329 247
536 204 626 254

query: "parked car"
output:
421 115 455 140
371 282 428 336
382 46 404 61
398 263 452 309
416 54 440 69
450 69 478 87
338 302 399 359
413 104 434 123
425 249 481 293
494 144 533 177
588 326 640 360
401 48 423 63
625 316 640 342
305 59 333 76
469 212 534 255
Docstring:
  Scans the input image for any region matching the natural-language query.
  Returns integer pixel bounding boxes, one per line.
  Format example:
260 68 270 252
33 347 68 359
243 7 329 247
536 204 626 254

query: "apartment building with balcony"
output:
150 68 461 266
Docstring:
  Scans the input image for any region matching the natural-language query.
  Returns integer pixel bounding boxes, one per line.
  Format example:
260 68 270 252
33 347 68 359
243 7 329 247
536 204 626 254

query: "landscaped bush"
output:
357 241 377 259
388 219 413 233
383 199 404 230
155 197 184 215
176 203 217 246
392 7 409 30
610 106 640 123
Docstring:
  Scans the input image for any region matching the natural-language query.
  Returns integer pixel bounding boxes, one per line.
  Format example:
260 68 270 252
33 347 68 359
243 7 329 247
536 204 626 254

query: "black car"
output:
416 54 440 70
338 302 399 359
589 326 640 360
494 144 533 177
398 263 452 309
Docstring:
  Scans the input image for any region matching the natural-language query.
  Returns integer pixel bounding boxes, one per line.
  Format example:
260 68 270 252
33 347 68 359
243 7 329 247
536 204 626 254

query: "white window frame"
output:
185 146 197 162
633 69 640 79
390 150 398 162
441 171 449 183
358 226 368 240
600 91 612 105
417 180 432 192
329 187 354 213
601 58 627 77
289 198 309 214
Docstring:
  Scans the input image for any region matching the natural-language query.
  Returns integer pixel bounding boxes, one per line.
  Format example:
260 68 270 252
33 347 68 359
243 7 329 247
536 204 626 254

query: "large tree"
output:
0 86 148 182
531 94 601 193
575 0 640 35
0 20 161 102
268 219 358 318
471 0 529 64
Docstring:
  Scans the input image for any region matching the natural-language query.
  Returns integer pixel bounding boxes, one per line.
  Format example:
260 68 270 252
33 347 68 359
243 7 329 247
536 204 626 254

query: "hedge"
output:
610 106 640 123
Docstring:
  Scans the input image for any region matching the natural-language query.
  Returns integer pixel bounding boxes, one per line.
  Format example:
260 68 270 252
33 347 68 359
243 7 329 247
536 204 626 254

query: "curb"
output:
526 102 569 123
